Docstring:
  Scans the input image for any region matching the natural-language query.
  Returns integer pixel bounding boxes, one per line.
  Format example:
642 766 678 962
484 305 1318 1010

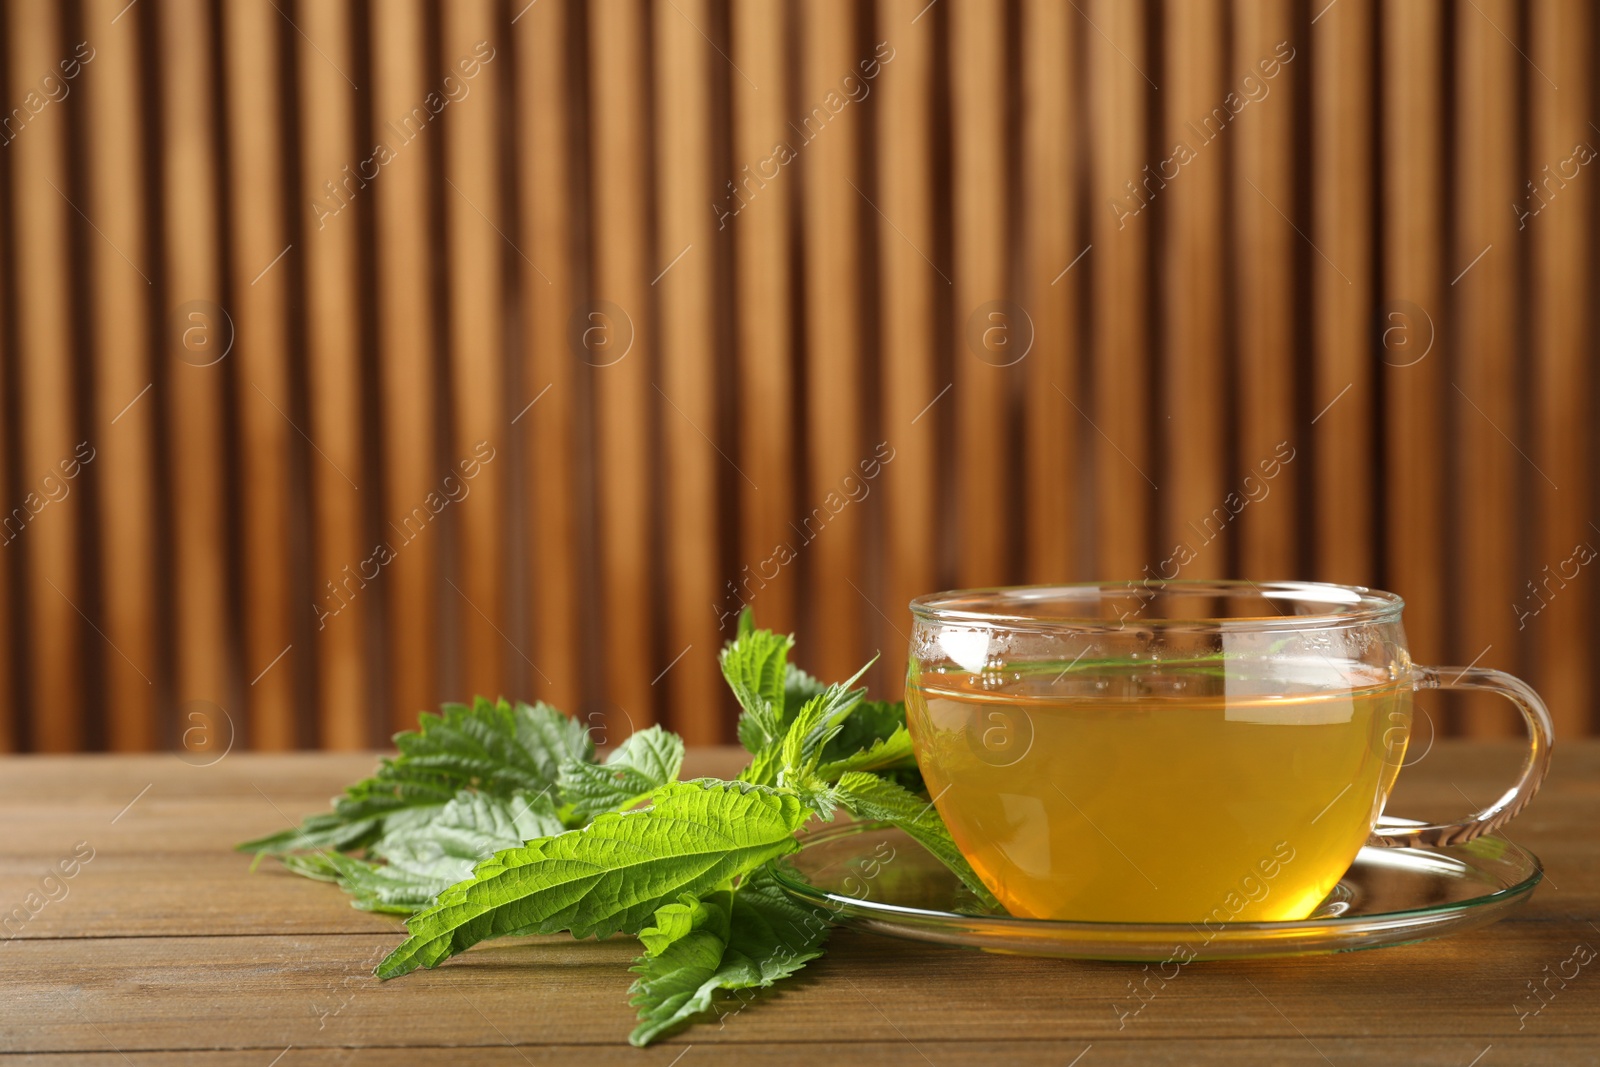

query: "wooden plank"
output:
298 0 371 748
0 1040 1598 1067
798 0 865 683
159 0 236 738
1 922 1597 1053
513 0 581 714
1232 0 1299 582
1020 0 1079 585
1086 0 1153 578
6 0 85 751
950 0 1011 588
222 0 299 750
727 0 798 641
442 0 511 707
1379 0 1448 673
1526 0 1592 740
587 0 657 727
1311 0 1374 586
653 0 723 743
1453 0 1522 737
369 0 441 733
80 0 159 749
875 0 938 697
1159 0 1226 578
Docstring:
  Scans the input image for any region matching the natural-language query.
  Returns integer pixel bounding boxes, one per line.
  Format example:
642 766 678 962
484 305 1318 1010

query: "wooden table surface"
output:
1 741 1596 1066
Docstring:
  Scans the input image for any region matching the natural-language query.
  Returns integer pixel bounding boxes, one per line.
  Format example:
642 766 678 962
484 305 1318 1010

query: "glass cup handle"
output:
1367 665 1555 849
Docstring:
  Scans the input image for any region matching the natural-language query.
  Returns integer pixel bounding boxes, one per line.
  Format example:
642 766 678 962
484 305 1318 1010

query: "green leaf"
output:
721 629 795 754
636 891 721 957
783 662 827 722
820 699 905 763
628 869 831 1046
281 790 566 914
832 772 998 907
558 726 686 819
239 698 591 856
777 657 875 782
375 780 813 979
817 725 915 778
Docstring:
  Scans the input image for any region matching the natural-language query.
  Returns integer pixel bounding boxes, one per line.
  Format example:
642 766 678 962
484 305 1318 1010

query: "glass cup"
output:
904 581 1553 924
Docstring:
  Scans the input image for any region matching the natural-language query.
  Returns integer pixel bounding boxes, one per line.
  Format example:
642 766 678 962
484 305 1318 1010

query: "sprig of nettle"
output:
240 609 995 1046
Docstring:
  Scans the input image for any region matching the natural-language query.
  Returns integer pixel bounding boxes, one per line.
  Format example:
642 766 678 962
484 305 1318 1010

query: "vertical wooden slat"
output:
443 0 510 706
1527 0 1591 738
0 21 10 752
1161 0 1226 577
1021 0 1079 586
588 0 656 727
1312 0 1374 587
1087 0 1153 578
370 0 440 732
876 0 937 695
1453 0 1520 737
799 0 864 682
1234 0 1299 582
950 0 1009 588
514 0 579 713
653 0 722 743
6 0 83 750
83 0 158 748
298 0 369 748
225 0 298 749
1381 0 1447 670
161 0 234 738
728 0 797 640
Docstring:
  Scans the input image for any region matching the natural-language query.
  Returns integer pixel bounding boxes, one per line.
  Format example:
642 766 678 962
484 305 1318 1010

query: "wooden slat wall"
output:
1 0 1597 749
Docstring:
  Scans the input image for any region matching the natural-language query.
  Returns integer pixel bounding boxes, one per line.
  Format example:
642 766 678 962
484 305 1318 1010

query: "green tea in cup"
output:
905 582 1553 924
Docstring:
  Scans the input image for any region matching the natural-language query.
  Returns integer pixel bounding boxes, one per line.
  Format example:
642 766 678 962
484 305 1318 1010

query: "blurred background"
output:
0 0 1593 751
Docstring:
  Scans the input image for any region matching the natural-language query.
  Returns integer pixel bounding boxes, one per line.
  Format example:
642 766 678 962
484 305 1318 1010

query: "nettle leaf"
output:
239 699 591 856
636 891 721 957
281 790 565 915
818 727 915 779
776 658 874 782
833 772 997 907
722 629 795 755
783 662 827 722
628 868 831 1046
558 726 685 819
821 700 906 763
375 780 813 979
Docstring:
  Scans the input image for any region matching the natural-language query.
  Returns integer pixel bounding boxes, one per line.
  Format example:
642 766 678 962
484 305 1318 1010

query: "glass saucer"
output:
770 816 1542 961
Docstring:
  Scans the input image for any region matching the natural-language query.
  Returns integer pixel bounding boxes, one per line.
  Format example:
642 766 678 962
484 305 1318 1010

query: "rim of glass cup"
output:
909 579 1406 633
